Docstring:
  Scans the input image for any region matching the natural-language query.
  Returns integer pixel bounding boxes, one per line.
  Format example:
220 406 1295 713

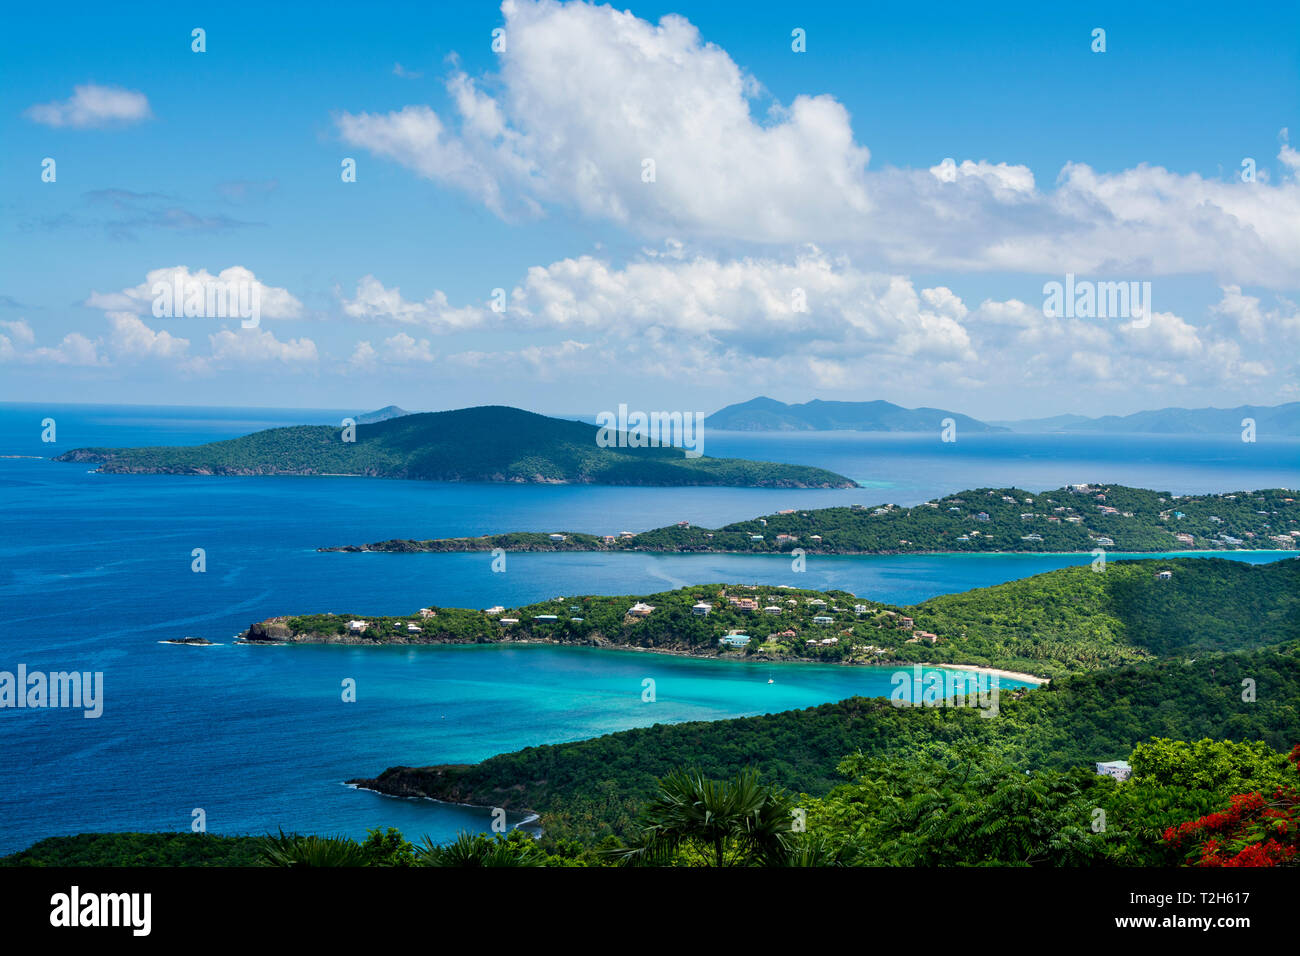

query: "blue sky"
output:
2 0 1298 418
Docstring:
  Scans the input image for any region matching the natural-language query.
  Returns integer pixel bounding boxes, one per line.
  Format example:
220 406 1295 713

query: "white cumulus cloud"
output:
333 0 1300 287
25 83 152 128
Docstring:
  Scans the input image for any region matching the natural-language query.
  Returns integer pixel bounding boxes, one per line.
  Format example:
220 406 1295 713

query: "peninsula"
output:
321 484 1300 555
239 557 1300 678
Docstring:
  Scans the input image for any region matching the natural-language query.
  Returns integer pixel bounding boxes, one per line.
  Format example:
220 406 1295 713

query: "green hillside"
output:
53 405 855 488
251 557 1300 678
348 640 1300 842
910 557 1300 670
337 483 1300 553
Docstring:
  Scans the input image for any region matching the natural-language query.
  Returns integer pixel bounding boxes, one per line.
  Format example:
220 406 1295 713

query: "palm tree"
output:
256 829 370 867
613 768 798 866
415 831 543 867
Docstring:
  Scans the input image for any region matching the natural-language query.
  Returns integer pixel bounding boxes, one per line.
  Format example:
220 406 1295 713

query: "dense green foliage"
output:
262 557 1299 678
0 832 264 867
257 828 372 867
910 557 1300 672
1105 738 1299 865
361 484 1300 554
351 640 1300 843
24 738 1293 867
806 743 1115 865
0 827 582 868
54 405 853 488
611 768 810 866
802 737 1300 866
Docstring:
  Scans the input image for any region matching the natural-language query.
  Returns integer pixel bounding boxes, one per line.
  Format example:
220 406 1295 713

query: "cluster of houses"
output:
345 618 424 635
600 531 639 544
471 584 963 658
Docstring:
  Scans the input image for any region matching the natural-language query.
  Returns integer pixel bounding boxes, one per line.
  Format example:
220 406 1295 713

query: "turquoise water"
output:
0 403 1295 853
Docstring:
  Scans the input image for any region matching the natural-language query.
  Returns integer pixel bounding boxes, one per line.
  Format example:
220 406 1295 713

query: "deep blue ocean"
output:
0 403 1296 854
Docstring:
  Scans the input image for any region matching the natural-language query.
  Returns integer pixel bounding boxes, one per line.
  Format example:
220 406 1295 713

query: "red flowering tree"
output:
1163 745 1300 867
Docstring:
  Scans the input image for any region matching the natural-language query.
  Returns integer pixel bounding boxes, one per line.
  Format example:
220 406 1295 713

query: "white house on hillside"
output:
1095 760 1132 781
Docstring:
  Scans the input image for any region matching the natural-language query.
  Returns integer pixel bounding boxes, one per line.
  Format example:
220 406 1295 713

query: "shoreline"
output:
323 544 1300 558
916 661 1049 685
238 632 1053 683
343 781 544 836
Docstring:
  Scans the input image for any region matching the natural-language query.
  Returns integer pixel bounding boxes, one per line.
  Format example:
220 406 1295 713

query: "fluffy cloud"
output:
335 0 1300 287
342 248 977 368
25 83 152 128
448 339 593 378
338 245 1298 398
39 269 320 372
338 0 870 233
106 312 190 360
342 275 483 329
348 332 438 367
0 320 36 347
1210 285 1300 346
929 158 1035 194
0 319 103 366
86 265 303 321
208 328 318 365
29 333 103 367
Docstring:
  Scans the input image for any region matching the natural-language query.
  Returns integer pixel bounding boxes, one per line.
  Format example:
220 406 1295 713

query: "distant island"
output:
321 484 1300 556
53 405 856 489
706 396 1008 432
240 557 1299 679
998 401 1300 435
352 405 412 424
702 395 1300 436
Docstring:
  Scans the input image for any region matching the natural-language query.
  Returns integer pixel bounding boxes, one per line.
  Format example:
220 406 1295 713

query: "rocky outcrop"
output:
244 619 296 642
51 449 115 463
347 765 535 812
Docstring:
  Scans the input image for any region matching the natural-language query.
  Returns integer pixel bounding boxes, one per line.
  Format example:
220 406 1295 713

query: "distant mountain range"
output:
705 396 1299 436
54 405 856 489
995 403 1300 435
705 397 1008 433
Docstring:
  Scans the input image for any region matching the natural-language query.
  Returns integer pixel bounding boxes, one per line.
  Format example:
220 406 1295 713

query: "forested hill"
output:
330 483 1300 554
53 405 855 488
909 556 1299 670
249 557 1300 677
347 640 1300 842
